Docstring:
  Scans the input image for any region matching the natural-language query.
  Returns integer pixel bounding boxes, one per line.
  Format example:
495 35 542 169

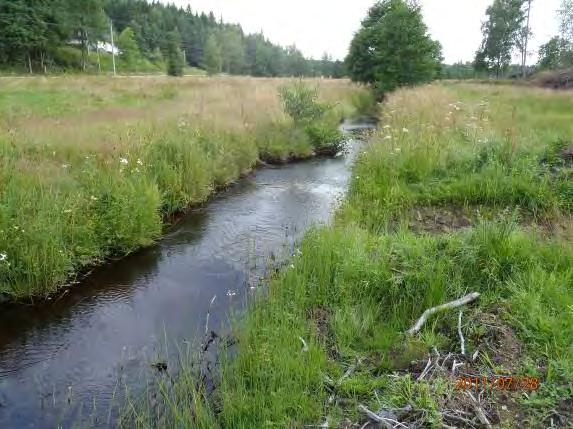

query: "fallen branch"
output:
458 310 466 355
465 391 492 428
417 357 432 381
358 404 412 429
406 293 480 335
358 405 393 429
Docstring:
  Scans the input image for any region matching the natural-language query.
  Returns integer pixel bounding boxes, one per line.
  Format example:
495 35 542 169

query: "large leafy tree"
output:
474 0 526 77
346 0 442 98
64 0 107 70
218 26 245 74
538 36 573 70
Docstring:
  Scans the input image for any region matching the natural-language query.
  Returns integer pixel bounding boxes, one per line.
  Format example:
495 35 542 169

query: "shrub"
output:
279 82 343 153
279 82 328 123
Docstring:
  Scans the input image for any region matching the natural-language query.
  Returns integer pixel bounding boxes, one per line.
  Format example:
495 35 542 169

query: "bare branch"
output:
458 310 466 355
407 293 480 335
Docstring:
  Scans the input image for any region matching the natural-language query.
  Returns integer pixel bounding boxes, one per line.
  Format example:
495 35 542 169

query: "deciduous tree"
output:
474 0 526 77
346 0 442 98
202 33 222 75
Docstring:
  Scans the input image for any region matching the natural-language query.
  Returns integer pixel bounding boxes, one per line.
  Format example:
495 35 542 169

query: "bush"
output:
279 82 328 123
278 82 343 154
304 122 344 155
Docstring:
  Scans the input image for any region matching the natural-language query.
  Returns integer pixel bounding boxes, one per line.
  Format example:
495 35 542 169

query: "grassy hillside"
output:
0 76 366 299
129 83 572 428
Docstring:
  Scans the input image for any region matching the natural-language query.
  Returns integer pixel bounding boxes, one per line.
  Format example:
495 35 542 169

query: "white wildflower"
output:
120 158 129 165
0 253 7 262
63 209 72 214
383 135 392 140
90 196 98 201
226 290 237 297
61 164 70 169
383 124 391 129
137 159 143 165
402 128 409 133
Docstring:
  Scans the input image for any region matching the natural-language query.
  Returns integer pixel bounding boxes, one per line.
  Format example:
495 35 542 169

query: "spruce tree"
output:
165 31 184 76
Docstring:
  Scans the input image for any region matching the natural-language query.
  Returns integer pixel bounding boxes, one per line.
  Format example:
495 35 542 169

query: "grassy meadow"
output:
0 76 367 299
128 83 573 428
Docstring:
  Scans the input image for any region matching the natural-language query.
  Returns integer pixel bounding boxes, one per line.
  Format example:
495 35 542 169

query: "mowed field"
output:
0 76 365 299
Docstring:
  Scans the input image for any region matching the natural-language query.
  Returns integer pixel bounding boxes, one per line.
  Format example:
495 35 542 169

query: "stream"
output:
0 120 374 428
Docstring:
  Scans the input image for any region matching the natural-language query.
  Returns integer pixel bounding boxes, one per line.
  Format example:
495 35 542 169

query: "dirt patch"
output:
406 206 476 234
559 144 573 166
471 312 523 373
403 205 571 240
308 307 339 359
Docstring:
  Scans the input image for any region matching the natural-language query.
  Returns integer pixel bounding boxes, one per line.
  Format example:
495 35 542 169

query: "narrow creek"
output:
0 120 375 428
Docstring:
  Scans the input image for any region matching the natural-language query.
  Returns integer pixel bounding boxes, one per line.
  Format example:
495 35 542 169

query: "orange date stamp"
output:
454 376 540 393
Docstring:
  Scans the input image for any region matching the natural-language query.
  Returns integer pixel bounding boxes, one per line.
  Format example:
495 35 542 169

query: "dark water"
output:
0 121 374 428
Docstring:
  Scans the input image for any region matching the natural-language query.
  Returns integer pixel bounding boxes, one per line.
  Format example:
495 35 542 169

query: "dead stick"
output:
357 405 393 429
406 293 480 335
458 310 465 355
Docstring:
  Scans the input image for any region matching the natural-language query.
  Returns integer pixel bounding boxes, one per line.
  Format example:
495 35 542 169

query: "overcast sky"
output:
164 0 561 64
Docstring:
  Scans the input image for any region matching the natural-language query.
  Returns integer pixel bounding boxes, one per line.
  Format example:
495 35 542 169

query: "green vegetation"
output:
474 0 530 78
537 1 573 71
203 34 223 76
166 31 185 77
0 76 365 300
346 0 442 99
127 83 573 428
0 0 345 77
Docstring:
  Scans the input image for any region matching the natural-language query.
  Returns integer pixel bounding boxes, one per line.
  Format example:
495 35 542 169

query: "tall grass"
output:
127 83 573 428
0 76 367 299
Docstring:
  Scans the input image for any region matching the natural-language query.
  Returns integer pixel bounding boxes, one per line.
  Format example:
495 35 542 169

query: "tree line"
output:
0 0 345 77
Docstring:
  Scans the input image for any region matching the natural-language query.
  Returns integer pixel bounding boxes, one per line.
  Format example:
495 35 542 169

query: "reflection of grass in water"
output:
0 76 368 299
123 83 572 428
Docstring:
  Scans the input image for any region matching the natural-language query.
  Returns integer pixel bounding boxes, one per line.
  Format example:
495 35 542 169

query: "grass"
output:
125 83 573 428
0 75 369 299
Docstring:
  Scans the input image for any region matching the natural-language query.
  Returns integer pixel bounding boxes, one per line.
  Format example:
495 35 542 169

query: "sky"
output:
164 0 562 64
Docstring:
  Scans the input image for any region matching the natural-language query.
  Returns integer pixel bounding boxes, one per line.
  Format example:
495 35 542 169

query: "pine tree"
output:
118 27 141 70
